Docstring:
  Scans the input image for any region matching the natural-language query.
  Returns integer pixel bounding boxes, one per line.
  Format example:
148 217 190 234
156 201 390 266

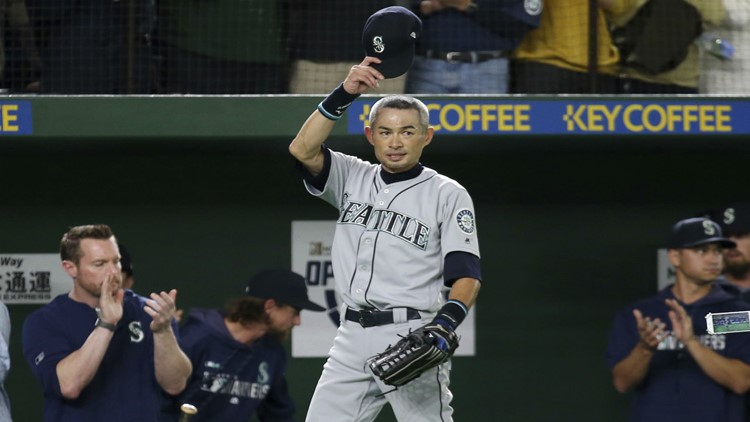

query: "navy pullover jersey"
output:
166 308 293 422
606 285 750 422
22 291 170 422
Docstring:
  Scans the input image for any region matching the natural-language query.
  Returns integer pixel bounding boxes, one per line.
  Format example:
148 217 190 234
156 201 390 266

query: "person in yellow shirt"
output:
511 0 635 93
609 0 726 94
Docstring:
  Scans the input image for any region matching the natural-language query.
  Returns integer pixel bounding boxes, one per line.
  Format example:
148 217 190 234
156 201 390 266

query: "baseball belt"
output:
345 307 421 328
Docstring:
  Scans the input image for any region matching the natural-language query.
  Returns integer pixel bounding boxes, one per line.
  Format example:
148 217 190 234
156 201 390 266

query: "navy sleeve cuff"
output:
443 251 482 286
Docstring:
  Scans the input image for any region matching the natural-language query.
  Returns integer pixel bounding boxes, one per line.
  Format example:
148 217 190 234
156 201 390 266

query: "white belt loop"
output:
340 303 349 324
392 308 408 324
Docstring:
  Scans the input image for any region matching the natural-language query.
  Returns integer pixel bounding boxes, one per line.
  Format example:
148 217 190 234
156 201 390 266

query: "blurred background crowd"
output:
0 0 746 96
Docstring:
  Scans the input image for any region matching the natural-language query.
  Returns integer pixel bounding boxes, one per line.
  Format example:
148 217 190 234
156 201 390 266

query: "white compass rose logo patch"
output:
456 209 475 234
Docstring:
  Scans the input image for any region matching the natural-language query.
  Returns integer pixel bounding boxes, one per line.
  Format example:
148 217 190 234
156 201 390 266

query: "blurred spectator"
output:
407 0 540 94
160 0 288 94
511 0 635 94
287 0 405 94
0 302 11 422
26 0 156 94
1 0 41 93
700 0 750 94
609 0 726 94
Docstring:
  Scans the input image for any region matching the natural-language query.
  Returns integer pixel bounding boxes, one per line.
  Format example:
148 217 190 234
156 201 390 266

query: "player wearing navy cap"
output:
711 203 750 295
289 9 482 418
21 224 191 422
606 217 750 421
162 269 324 422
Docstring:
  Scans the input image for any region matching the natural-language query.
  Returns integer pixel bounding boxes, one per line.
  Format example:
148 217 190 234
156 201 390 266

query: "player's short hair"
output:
369 95 430 132
60 224 115 264
224 296 271 326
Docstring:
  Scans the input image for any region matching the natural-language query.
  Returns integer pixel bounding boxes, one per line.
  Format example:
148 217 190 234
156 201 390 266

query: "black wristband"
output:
318 83 360 120
95 318 116 332
431 300 469 331
94 307 116 332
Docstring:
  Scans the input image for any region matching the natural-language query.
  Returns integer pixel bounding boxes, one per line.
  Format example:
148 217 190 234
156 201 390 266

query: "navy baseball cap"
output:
362 6 422 79
710 203 750 235
245 269 325 312
666 217 736 249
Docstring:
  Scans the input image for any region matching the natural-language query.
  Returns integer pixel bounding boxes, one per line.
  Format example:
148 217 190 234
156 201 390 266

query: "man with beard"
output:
606 217 750 421
711 203 750 298
709 205 750 422
163 269 324 422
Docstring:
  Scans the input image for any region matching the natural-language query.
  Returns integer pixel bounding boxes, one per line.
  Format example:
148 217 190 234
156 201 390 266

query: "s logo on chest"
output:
129 321 144 343
257 362 270 384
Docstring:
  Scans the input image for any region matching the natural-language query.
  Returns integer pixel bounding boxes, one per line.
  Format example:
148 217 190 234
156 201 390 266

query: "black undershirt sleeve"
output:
294 146 331 192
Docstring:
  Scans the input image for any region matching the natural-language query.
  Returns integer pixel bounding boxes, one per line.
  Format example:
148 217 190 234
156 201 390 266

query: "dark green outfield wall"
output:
1 96 749 421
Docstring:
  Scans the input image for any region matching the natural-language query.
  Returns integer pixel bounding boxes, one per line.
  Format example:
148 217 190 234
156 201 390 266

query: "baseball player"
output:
606 218 750 421
21 224 192 422
710 203 750 298
289 56 482 421
163 269 325 422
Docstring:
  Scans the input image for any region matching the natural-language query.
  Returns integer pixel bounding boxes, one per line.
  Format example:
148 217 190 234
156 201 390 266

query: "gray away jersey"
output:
305 150 480 311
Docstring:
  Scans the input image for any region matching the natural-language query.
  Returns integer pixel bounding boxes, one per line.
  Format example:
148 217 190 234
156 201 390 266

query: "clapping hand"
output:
145 289 179 333
633 309 667 351
665 298 697 346
98 271 124 325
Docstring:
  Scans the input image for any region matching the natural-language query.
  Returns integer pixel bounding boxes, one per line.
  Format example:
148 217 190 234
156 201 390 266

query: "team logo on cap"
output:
372 36 385 53
525 0 543 15
724 208 736 225
456 209 475 234
703 220 717 236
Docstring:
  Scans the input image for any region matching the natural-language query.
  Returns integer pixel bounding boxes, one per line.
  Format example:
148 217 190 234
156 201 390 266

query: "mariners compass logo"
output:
456 209 475 234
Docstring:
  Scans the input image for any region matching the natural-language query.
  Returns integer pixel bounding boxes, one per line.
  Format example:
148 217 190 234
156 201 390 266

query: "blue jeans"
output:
405 56 509 94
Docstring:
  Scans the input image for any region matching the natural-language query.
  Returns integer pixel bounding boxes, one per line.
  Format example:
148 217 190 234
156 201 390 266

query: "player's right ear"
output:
667 249 681 268
264 298 278 313
62 260 77 278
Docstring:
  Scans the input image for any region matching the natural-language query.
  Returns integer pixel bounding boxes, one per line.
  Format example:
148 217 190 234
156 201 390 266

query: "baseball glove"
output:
368 324 459 387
